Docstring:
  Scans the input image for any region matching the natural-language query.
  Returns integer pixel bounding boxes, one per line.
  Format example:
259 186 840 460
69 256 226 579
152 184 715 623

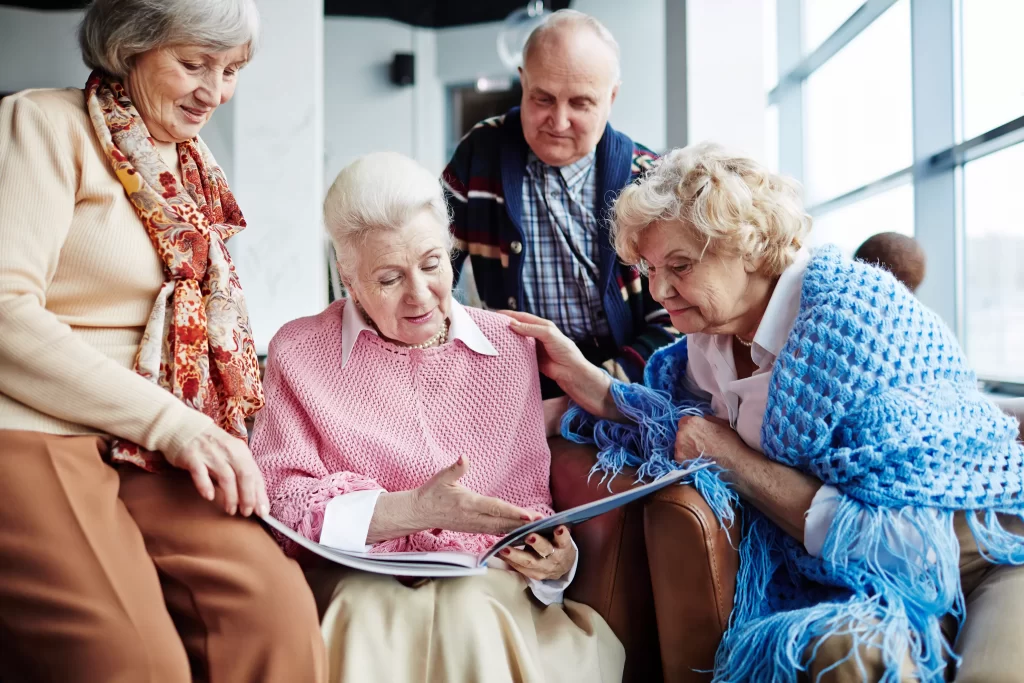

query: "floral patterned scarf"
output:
85 71 264 470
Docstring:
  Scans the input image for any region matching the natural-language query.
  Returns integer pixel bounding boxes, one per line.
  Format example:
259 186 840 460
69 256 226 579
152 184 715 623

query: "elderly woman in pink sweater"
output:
250 151 624 683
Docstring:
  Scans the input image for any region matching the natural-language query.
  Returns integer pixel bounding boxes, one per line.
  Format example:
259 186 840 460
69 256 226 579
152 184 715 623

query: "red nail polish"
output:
521 514 532 520
501 548 510 555
528 535 537 544
556 528 565 535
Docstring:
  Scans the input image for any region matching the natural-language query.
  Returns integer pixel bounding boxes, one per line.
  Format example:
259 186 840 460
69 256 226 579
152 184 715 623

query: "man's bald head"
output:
855 232 927 293
518 10 622 167
522 9 621 82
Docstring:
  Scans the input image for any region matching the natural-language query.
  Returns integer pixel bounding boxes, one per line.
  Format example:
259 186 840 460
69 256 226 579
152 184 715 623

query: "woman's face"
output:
126 44 248 143
344 209 453 347
638 220 766 338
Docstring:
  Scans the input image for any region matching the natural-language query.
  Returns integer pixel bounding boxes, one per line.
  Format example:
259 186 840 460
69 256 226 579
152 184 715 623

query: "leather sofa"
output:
549 437 739 683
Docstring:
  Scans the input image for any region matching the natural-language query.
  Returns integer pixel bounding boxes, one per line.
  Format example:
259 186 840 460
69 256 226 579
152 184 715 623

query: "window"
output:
802 0 912 205
764 104 779 172
963 142 1024 383
764 0 778 90
810 183 914 256
770 0 1024 386
960 0 1024 141
802 0 864 52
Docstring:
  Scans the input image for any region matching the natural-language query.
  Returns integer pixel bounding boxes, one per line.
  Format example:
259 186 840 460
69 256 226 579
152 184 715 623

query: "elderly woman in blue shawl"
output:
504 142 1024 682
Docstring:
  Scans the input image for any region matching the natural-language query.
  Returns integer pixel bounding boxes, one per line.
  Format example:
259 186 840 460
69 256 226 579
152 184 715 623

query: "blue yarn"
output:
560 363 740 524
562 246 1024 682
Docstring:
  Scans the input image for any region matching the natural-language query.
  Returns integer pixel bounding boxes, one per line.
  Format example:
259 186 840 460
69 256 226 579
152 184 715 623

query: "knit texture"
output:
563 246 1024 682
251 300 554 556
0 88 215 455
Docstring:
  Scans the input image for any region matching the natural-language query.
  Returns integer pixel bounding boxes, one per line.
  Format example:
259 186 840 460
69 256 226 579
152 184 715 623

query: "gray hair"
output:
522 9 621 82
324 152 452 281
613 142 812 277
79 0 261 78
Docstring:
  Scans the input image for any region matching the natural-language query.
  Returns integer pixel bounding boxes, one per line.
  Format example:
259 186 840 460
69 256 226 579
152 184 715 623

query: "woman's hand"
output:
502 310 622 421
412 455 542 535
501 525 576 581
168 424 270 517
500 310 590 384
367 456 543 544
675 414 822 543
674 415 747 466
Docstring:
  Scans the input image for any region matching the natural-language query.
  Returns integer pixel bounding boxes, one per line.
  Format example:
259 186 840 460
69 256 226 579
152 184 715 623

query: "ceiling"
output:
1 1 573 28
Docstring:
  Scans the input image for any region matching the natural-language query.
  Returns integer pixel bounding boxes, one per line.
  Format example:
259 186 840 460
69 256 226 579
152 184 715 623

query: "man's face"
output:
519 31 619 167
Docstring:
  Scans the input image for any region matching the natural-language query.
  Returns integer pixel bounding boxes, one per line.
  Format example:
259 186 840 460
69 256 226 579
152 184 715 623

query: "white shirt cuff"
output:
526 538 579 605
803 484 841 557
319 489 385 551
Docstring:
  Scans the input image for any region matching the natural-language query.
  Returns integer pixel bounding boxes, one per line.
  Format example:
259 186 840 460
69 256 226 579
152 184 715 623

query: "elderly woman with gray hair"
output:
509 143 1024 682
0 0 324 680
251 151 624 683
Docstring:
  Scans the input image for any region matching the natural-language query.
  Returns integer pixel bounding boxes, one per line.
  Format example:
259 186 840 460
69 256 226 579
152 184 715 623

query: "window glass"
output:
809 182 915 257
963 142 1024 382
803 0 912 205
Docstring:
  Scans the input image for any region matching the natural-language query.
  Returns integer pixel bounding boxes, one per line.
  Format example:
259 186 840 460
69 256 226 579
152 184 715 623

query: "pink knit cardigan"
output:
251 300 554 556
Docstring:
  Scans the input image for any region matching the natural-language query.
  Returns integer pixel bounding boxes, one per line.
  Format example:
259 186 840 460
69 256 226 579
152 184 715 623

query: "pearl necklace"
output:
358 304 449 350
735 335 754 348
405 319 450 349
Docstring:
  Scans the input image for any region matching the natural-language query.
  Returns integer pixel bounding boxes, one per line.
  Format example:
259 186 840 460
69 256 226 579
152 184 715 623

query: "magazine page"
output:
261 515 488 577
261 461 710 577
480 463 710 563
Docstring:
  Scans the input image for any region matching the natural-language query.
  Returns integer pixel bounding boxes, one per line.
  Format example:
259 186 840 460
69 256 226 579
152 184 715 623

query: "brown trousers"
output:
0 430 327 683
806 512 1024 683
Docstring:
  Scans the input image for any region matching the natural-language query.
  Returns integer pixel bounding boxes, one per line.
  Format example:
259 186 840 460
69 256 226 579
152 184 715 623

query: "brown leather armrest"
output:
645 481 738 682
549 437 662 683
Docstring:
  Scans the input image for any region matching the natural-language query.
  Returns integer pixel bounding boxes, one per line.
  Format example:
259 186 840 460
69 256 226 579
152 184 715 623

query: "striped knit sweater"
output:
441 107 676 383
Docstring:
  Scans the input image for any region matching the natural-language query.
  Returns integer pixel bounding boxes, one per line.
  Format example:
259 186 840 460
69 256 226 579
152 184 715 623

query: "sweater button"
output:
507 296 517 310
510 240 523 254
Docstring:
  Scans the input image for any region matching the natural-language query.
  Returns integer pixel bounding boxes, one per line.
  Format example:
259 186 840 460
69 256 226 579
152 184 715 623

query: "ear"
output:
610 81 620 106
742 252 764 274
340 272 357 303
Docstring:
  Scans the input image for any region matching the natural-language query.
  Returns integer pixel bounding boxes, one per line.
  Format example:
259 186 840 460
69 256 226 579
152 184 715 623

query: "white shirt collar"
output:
749 247 811 368
341 298 498 368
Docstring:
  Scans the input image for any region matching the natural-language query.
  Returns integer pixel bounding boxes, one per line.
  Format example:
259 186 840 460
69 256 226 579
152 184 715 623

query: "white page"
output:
261 461 711 577
261 515 487 577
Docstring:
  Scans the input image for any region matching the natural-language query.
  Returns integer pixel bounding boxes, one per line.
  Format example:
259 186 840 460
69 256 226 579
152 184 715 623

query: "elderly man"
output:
442 9 675 400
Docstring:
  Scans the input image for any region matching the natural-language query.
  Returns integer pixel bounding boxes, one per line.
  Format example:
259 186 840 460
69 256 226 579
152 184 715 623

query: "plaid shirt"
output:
521 151 611 341
441 107 676 387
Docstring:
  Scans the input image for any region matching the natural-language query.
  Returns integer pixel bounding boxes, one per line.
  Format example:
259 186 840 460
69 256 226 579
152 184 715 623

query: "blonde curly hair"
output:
613 142 812 277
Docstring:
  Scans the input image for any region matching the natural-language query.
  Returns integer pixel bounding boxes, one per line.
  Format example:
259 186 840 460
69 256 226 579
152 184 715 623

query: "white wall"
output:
0 6 88 92
322 17 445 186
576 0 667 152
685 0 767 161
435 22 510 85
230 0 327 353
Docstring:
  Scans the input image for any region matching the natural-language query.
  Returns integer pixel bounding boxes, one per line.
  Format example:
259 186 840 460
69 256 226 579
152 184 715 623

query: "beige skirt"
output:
306 567 625 683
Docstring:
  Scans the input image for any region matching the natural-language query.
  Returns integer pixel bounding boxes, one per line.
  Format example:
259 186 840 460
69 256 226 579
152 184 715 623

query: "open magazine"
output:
262 462 711 578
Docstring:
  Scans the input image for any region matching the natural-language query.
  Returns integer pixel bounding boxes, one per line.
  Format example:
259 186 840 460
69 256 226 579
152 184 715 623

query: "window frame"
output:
769 0 1023 389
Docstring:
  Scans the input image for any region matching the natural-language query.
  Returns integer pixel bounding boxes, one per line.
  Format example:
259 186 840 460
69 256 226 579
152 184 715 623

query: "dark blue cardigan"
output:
442 107 675 382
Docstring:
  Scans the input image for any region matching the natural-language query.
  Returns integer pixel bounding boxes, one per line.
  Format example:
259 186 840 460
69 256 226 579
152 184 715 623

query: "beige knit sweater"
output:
0 88 215 456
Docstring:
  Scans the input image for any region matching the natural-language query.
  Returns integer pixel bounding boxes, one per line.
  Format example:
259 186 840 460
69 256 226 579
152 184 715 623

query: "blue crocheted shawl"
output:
563 245 1024 682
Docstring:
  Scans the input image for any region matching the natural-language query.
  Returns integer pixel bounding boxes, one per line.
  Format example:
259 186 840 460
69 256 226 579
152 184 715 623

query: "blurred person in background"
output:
854 231 927 293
